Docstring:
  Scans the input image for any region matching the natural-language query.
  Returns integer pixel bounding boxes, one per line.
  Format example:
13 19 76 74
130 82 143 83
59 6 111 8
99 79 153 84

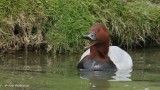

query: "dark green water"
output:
0 48 160 90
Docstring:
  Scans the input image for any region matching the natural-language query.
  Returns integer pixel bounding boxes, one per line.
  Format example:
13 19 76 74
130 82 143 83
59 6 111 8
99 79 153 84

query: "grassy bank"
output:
0 0 160 54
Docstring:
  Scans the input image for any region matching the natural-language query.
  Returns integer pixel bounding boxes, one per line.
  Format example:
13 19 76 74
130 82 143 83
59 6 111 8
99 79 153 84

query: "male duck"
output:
77 23 133 70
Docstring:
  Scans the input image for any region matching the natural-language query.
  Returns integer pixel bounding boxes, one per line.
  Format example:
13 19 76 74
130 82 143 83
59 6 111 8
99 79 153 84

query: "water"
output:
0 48 160 90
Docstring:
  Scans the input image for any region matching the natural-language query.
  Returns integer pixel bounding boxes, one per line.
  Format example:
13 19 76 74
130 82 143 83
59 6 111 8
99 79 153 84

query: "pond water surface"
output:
0 47 160 90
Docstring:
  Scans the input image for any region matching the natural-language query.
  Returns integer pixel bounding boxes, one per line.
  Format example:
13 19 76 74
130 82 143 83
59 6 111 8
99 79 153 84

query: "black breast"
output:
77 57 117 71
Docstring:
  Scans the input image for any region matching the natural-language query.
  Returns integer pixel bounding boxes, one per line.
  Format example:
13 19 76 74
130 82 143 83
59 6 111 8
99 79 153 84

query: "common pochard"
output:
77 23 133 71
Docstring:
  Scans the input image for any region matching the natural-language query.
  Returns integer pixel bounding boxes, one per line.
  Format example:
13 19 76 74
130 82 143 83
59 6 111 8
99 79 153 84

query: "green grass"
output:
0 0 160 53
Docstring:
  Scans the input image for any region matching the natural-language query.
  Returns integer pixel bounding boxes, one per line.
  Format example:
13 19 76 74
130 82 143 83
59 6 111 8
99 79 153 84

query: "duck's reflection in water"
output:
79 69 132 90
90 78 110 90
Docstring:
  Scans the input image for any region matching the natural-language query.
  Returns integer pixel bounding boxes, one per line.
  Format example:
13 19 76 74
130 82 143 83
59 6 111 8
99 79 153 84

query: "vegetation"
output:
0 0 160 54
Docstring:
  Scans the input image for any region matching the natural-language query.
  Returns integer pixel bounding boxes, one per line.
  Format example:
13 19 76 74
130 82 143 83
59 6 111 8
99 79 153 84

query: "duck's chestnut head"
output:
83 23 110 49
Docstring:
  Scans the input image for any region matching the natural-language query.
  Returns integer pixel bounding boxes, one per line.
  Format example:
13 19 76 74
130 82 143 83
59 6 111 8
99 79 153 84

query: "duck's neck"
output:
89 42 110 62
